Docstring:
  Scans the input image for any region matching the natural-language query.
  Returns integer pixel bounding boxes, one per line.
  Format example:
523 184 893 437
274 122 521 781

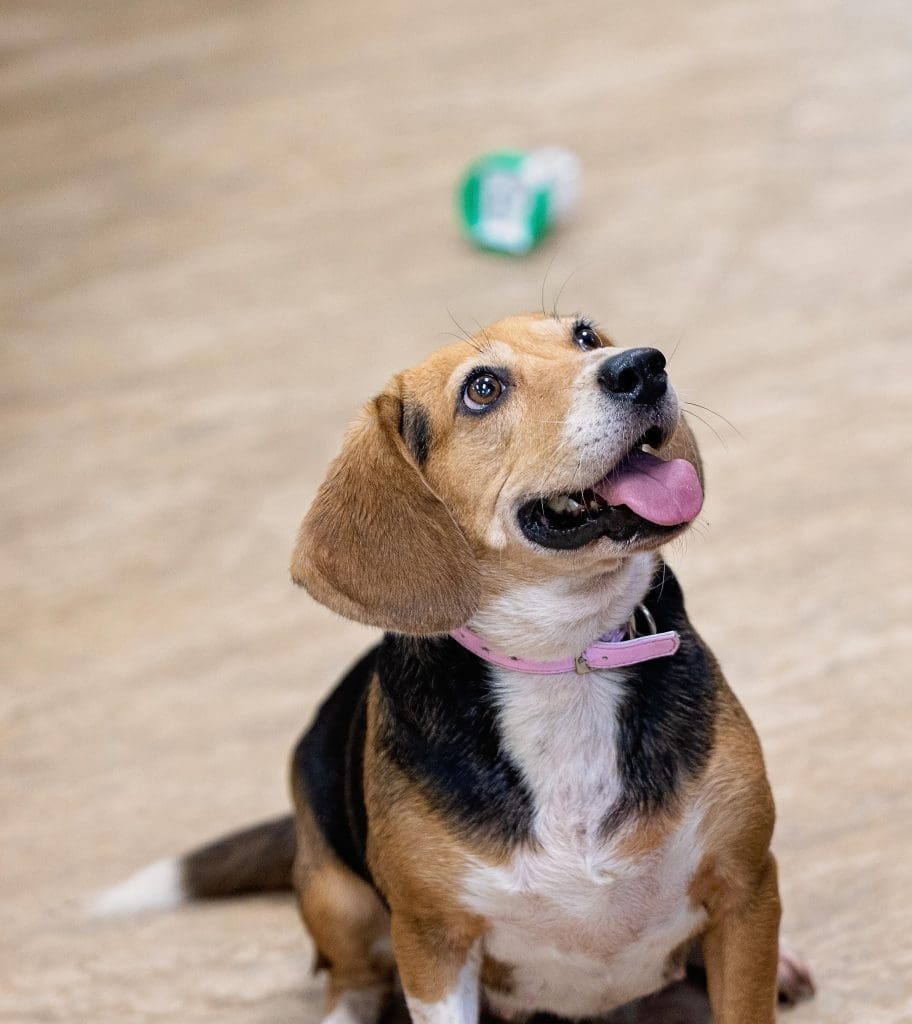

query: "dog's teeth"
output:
544 494 588 518
588 499 601 515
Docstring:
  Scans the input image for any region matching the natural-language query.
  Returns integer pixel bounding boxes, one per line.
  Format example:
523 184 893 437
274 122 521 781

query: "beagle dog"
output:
94 314 814 1022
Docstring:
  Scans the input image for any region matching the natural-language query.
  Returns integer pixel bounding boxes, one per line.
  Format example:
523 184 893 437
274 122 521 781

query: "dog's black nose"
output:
598 348 668 405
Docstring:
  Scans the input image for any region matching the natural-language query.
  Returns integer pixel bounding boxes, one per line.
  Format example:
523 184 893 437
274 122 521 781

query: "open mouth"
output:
518 427 704 551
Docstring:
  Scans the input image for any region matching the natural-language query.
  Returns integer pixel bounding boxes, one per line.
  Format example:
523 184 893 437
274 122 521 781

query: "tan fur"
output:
290 390 480 634
292 314 702 633
688 675 781 1022
701 854 781 1024
291 675 510 1010
291 763 394 1012
611 806 683 860
479 955 514 996
363 680 496 1004
692 680 777 915
289 314 787 1022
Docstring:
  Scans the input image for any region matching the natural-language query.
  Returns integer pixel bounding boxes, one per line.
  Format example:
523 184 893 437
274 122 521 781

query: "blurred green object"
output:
458 147 581 254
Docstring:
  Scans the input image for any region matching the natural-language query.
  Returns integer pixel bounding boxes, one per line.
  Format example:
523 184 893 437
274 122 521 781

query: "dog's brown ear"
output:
291 391 481 634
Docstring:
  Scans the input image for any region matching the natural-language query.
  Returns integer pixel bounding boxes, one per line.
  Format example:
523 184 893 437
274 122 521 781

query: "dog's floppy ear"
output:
291 390 481 634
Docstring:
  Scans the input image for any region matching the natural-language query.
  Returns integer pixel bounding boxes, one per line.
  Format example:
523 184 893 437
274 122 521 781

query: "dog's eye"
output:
573 319 602 351
463 372 504 412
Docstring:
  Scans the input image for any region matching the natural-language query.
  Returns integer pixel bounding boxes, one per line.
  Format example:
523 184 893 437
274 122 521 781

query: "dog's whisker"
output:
551 266 580 319
533 435 576 498
666 333 685 365
440 331 476 346
541 250 559 319
470 316 495 348
683 400 743 438
445 306 472 340
683 409 728 450
446 307 485 353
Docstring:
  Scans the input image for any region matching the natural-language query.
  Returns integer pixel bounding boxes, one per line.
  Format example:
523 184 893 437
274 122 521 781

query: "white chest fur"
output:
460 666 707 1019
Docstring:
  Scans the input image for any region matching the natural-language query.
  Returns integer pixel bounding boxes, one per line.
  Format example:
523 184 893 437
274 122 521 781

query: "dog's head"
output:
291 314 703 634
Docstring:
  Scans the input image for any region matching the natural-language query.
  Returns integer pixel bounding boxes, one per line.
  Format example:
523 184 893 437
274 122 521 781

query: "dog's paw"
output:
777 937 815 1005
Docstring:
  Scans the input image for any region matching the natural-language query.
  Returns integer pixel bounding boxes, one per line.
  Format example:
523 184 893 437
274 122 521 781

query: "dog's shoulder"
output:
371 632 536 847
292 645 378 882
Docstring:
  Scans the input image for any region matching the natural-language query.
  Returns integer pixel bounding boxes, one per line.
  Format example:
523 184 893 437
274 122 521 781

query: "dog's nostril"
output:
646 351 666 375
598 347 668 405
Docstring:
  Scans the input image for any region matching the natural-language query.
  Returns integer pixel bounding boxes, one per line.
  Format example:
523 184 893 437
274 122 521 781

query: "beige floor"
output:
2 1 911 1022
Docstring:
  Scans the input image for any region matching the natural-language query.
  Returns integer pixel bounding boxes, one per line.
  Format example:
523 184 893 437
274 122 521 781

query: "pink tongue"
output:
594 450 703 526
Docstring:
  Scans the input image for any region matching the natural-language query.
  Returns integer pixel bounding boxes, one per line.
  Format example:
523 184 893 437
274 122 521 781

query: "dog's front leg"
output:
702 854 782 1024
391 912 482 1024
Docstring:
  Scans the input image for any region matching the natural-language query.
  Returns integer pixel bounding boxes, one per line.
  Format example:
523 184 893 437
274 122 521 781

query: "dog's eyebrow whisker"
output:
445 306 472 340
552 266 579 320
445 307 486 354
541 250 559 319
446 332 485 355
440 330 479 348
469 318 497 352
683 401 743 438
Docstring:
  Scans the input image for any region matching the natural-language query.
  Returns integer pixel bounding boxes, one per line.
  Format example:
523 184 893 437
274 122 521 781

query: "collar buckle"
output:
574 653 593 675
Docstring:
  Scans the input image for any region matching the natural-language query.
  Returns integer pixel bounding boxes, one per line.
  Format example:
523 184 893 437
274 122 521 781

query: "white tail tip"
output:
88 857 186 918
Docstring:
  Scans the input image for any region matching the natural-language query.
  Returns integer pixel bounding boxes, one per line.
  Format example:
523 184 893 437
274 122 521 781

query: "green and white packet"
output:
458 147 581 254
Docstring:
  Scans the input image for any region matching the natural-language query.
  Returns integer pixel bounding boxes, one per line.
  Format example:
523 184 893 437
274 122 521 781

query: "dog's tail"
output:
89 814 296 918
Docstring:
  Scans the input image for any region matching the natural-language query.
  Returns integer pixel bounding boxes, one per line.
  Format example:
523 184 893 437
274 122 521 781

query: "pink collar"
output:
449 606 680 675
